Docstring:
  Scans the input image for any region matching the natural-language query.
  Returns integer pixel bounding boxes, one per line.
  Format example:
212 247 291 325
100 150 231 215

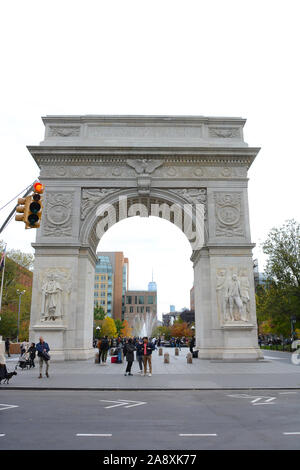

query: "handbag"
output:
42 351 51 361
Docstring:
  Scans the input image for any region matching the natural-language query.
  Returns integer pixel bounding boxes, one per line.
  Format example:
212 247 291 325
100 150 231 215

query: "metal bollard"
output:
164 353 170 363
175 347 179 356
95 352 100 364
159 347 163 356
186 352 193 364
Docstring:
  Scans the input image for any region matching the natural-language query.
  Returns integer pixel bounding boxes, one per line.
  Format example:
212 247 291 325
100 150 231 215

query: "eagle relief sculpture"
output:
126 159 164 175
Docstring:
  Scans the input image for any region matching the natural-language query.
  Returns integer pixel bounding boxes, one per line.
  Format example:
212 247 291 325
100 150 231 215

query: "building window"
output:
130 306 134 313
148 296 154 304
146 307 150 313
138 296 144 305
140 306 144 313
126 296 132 305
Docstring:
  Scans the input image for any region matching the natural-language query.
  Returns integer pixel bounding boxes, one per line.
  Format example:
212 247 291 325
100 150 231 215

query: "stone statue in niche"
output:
226 274 244 321
40 270 71 323
216 268 251 323
41 274 63 321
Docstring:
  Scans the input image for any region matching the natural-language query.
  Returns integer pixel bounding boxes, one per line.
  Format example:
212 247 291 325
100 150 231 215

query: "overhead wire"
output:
0 180 37 212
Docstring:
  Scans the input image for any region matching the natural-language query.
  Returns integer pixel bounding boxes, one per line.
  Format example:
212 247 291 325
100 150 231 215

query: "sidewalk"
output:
2 348 300 390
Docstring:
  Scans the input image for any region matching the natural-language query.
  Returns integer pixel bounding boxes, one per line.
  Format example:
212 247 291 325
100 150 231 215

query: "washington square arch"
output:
27 115 263 362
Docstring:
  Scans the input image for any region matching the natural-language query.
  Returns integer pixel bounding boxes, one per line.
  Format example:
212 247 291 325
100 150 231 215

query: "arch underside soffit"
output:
80 188 208 254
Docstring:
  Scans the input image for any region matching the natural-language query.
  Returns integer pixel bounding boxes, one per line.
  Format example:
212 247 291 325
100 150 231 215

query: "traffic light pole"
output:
0 184 34 234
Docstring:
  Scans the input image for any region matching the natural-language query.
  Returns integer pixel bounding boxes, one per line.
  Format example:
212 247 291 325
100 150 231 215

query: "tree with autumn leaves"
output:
256 219 300 337
94 307 133 339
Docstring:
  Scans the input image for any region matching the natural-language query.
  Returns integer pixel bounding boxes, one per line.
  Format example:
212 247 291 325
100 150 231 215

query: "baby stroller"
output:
17 352 31 370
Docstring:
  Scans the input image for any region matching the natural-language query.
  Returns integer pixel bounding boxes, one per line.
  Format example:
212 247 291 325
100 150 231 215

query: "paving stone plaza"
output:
3 348 300 390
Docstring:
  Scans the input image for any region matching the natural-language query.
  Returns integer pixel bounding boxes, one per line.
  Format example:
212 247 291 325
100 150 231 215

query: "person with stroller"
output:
36 337 50 378
28 343 36 368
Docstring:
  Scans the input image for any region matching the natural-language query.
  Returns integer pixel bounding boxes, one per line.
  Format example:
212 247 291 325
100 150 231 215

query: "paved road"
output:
1 389 300 450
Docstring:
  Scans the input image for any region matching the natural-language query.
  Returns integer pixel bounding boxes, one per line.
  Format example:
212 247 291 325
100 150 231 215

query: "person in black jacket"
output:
100 336 109 364
135 339 144 374
28 343 36 368
124 338 136 376
189 336 195 354
142 337 154 376
5 338 10 357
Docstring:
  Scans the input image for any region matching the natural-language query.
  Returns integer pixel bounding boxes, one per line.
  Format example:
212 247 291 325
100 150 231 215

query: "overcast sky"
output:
1 0 299 317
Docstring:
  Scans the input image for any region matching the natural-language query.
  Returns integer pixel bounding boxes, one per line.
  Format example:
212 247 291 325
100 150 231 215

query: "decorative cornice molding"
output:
28 146 259 168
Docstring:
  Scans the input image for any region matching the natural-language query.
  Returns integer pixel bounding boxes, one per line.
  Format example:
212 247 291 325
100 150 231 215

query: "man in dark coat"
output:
36 337 50 378
189 336 195 354
5 338 10 357
124 338 136 376
100 336 109 364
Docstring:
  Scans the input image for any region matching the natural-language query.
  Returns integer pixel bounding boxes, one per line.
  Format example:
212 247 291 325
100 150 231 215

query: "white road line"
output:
283 432 300 436
279 392 298 395
0 404 19 412
0 434 5 437
76 434 112 437
179 434 218 437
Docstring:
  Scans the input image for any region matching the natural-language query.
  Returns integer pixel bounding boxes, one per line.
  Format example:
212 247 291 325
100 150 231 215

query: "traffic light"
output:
15 197 31 223
26 182 44 229
15 182 45 229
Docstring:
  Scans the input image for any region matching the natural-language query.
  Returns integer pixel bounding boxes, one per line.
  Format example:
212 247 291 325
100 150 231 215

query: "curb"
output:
2 386 300 391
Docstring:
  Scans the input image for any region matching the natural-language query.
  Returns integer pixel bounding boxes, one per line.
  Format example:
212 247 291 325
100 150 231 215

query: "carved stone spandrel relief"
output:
214 192 244 237
42 192 73 237
169 188 207 219
38 268 72 325
216 267 252 325
81 188 119 220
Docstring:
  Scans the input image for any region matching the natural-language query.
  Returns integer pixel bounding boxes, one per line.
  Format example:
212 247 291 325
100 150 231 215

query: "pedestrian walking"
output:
5 338 10 357
36 336 50 378
189 336 195 354
97 338 102 363
100 336 109 364
142 337 154 377
136 339 144 374
124 338 136 376
28 342 36 368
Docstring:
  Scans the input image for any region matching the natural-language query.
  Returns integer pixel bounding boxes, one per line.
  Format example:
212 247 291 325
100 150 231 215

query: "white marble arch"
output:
28 115 263 361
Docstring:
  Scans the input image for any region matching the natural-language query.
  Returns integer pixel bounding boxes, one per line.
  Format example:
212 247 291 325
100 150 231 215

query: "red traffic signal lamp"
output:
15 182 45 229
33 182 44 194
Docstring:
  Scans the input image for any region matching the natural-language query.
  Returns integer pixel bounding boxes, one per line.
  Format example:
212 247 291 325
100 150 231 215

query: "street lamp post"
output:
16 289 26 343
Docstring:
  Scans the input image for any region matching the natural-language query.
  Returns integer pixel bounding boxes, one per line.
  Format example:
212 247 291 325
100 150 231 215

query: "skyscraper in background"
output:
94 252 129 320
148 270 157 292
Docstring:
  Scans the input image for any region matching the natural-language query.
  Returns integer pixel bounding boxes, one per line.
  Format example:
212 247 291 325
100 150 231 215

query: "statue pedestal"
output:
32 324 67 362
